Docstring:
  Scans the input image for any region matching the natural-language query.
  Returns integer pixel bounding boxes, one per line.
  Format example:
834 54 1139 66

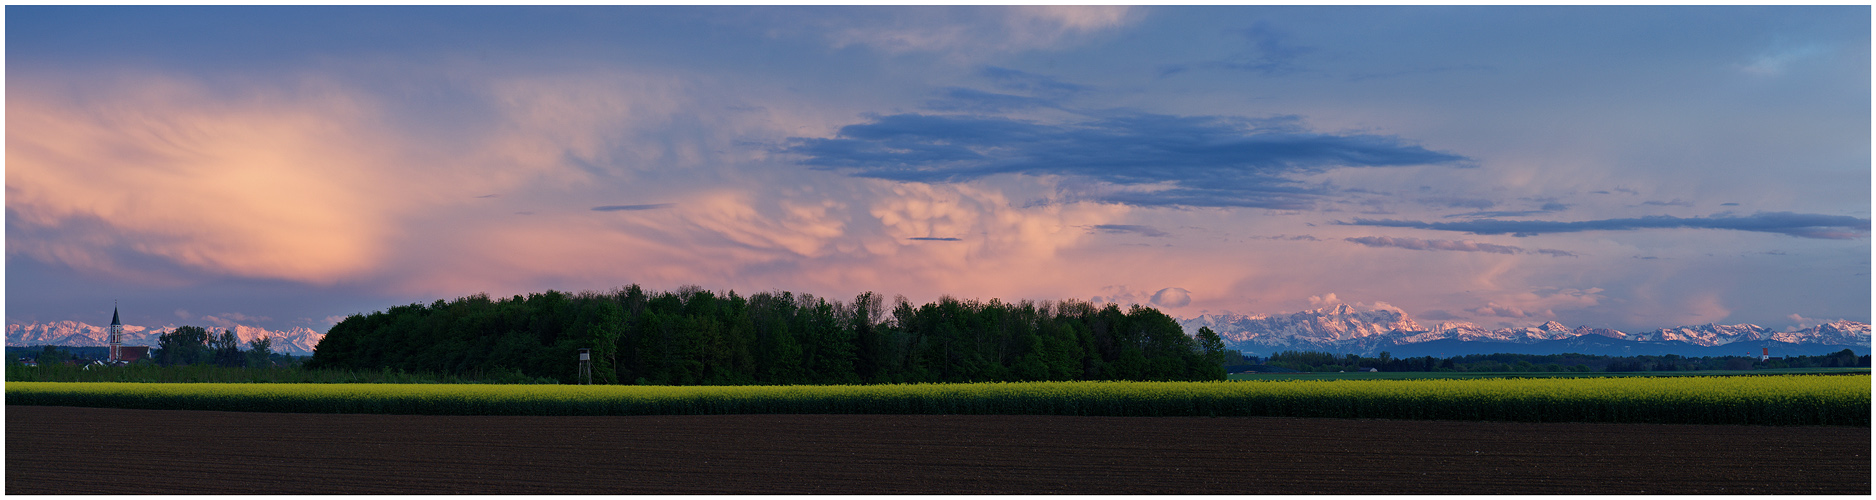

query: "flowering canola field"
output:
7 375 1866 426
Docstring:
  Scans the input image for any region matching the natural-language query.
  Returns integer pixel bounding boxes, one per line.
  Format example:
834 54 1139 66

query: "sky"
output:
6 6 1870 335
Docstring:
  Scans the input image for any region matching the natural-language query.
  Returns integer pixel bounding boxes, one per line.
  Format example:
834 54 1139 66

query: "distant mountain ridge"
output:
1178 304 1870 357
6 321 324 354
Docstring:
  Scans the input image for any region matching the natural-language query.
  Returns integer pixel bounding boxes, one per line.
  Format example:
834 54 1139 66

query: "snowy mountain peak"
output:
1180 307 1869 355
7 321 324 354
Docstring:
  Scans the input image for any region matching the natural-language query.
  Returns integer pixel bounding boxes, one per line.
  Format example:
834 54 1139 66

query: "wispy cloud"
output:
593 203 676 212
1339 212 1871 240
922 87 1061 113
1739 42 1829 77
1160 21 1314 77
978 66 1089 97
197 312 273 329
788 112 1469 209
1092 224 1169 237
907 237 962 241
1343 236 1576 257
1247 234 1322 241
1442 201 1570 219
820 6 1134 58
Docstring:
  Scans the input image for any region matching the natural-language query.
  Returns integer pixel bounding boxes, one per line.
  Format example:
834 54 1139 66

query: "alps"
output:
1180 305 1870 356
6 321 325 354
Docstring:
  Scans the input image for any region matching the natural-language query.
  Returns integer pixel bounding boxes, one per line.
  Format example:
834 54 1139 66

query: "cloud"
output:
1248 234 1321 241
1149 287 1191 308
1160 21 1314 77
593 204 676 211
198 312 273 329
1093 283 1204 310
1346 64 1496 82
922 87 1061 113
1418 309 1463 321
1345 236 1519 255
1092 224 1169 237
978 66 1089 97
6 73 408 285
1739 43 1829 77
1339 212 1870 239
908 237 962 241
1343 236 1576 257
788 112 1469 209
1785 313 1851 332
1444 201 1570 218
821 6 1134 58
1471 302 1550 319
6 66 819 294
1440 288 1606 326
1421 197 1496 210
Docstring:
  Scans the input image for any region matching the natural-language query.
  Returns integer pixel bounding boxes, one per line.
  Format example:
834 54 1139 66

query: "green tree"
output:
209 329 244 368
246 336 274 368
1196 327 1227 366
1193 327 1229 380
156 326 210 366
584 301 626 385
34 345 72 365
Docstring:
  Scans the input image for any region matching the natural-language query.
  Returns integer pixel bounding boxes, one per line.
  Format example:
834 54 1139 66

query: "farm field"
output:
1228 367 1871 381
7 405 1867 494
8 375 1867 426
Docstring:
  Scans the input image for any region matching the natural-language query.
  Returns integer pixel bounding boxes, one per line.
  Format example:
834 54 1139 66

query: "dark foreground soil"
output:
7 405 1868 494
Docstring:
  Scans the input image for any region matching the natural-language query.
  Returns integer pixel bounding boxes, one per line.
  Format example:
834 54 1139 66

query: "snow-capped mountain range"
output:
6 321 324 354
1179 303 1870 356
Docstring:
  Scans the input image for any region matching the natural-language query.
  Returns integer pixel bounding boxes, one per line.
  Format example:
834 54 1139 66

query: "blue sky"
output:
6 6 1869 334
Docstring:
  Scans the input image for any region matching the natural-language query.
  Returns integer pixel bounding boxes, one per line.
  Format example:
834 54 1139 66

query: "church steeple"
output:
108 303 124 363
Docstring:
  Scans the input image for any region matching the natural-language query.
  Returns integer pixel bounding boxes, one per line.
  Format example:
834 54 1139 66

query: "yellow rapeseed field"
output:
7 375 1866 426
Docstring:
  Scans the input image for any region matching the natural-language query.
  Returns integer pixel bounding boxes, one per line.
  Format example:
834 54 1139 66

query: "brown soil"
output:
6 405 1868 494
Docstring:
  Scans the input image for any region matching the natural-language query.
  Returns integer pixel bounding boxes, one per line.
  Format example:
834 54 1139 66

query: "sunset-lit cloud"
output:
6 6 1866 335
7 74 405 285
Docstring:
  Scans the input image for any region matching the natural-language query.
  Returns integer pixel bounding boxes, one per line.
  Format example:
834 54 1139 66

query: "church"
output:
105 307 150 365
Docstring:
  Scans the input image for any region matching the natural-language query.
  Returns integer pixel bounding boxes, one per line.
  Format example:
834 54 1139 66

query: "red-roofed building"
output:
115 346 150 364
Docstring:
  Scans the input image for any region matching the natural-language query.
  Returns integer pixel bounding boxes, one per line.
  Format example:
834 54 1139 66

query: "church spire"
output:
108 302 124 363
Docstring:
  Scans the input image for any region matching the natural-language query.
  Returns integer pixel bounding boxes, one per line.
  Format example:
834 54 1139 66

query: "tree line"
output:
1253 349 1871 373
307 285 1229 385
153 326 277 368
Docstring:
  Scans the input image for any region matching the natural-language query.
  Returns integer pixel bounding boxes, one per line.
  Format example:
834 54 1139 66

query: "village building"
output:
101 305 149 365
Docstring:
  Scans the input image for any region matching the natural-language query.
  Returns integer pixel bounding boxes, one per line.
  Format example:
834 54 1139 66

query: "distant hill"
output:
1181 305 1869 357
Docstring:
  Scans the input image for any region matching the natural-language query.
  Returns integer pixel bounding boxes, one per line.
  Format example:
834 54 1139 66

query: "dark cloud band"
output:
1344 236 1576 257
787 112 1469 209
1339 212 1871 239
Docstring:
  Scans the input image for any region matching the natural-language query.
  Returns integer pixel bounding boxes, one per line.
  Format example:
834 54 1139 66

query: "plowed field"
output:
7 405 1867 494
